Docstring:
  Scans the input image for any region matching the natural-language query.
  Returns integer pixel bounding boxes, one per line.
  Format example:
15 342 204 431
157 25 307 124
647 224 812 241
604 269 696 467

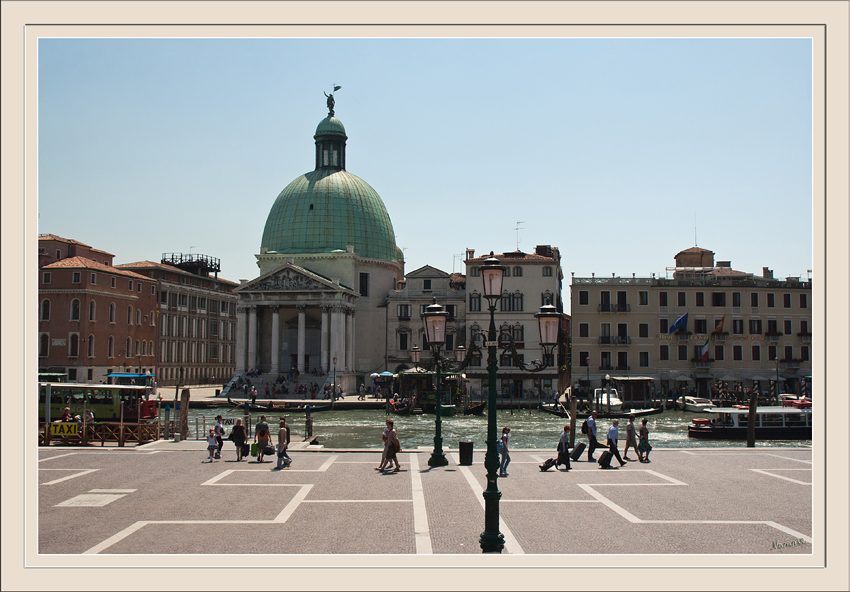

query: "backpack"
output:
581 420 589 435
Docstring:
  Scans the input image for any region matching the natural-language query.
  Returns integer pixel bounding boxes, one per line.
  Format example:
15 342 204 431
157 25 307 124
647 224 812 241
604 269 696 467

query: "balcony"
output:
598 364 614 371
597 303 631 313
615 364 630 371
711 332 728 341
780 359 802 370
798 332 812 343
675 330 691 341
765 331 782 342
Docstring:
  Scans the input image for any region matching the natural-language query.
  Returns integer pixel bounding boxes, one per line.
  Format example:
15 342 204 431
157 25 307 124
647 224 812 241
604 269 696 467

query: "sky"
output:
38 37 814 305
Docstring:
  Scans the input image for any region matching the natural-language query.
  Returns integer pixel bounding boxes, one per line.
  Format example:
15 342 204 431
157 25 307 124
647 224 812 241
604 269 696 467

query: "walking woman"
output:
378 419 402 472
499 427 511 477
230 417 247 462
638 418 652 463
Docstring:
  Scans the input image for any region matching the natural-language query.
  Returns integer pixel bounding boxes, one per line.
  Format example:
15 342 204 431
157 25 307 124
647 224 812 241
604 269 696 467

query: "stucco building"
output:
38 235 158 382
569 247 812 403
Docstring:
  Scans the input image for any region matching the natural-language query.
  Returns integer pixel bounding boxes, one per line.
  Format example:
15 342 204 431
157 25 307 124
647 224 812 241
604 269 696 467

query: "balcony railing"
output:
597 304 631 313
765 332 782 342
598 364 613 371
798 332 812 343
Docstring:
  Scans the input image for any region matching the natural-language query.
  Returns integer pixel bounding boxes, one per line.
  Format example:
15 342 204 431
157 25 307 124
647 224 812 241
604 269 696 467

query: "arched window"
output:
126 337 132 358
109 302 116 323
541 291 553 306
500 292 512 312
149 341 154 358
513 266 523 277
39 333 49 357
141 341 147 356
69 334 79 357
40 299 50 321
70 299 81 321
127 306 133 324
149 311 155 325
136 310 142 325
89 300 96 321
513 324 524 342
108 336 115 358
87 335 95 357
469 293 481 312
512 292 523 312
135 340 140 356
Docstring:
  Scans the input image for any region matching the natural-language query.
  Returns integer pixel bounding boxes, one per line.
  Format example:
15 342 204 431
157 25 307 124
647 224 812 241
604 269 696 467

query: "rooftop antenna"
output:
694 213 698 247
453 253 463 273
190 245 196 255
515 221 525 250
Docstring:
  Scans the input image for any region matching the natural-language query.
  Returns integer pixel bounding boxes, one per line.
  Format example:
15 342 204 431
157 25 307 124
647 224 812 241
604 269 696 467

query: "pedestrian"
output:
61 407 73 422
498 427 511 477
254 415 270 463
623 413 638 461
606 419 627 467
555 425 571 471
375 419 391 471
205 428 217 462
378 419 402 472
230 418 247 461
638 418 652 463
337 384 344 400
274 418 292 470
358 384 365 401
214 415 225 459
586 410 599 461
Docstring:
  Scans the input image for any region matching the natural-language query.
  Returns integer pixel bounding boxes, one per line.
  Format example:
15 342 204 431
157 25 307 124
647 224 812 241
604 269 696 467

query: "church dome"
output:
261 104 400 262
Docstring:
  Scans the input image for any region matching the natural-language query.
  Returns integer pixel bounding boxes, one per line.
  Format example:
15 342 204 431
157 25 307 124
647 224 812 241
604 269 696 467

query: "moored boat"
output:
539 402 663 420
687 405 812 440
462 402 486 416
682 396 715 413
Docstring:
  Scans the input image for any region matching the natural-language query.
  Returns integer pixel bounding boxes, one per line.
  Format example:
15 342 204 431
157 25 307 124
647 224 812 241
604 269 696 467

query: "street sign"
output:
50 422 78 437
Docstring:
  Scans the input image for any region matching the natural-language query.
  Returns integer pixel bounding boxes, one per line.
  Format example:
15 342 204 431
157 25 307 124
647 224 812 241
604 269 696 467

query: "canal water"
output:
183 407 810 450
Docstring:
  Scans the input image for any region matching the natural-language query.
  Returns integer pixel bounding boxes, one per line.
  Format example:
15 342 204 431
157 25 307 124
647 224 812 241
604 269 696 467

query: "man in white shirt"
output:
606 419 627 467
587 411 599 461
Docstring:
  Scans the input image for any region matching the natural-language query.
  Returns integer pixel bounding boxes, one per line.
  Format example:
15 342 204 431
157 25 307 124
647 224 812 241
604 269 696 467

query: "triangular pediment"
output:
236 263 352 294
406 265 449 278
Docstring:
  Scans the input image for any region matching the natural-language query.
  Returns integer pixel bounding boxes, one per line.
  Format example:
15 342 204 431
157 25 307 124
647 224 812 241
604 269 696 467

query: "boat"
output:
422 404 456 416
39 382 157 422
462 402 486 416
227 399 333 413
687 405 812 440
539 402 663 420
682 396 715 413
592 388 623 412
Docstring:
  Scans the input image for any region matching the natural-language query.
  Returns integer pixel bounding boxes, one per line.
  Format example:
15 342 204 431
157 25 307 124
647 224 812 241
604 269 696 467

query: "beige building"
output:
385 266 466 375
570 247 812 403
463 246 566 400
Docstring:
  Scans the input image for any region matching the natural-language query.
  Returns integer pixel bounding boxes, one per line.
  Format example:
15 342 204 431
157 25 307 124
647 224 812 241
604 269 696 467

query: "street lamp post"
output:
332 356 337 402
422 299 450 467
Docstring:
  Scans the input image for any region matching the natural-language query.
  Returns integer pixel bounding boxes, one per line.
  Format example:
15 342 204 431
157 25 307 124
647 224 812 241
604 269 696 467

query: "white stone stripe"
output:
42 469 99 485
750 468 812 485
577 484 643 523
89 489 136 493
38 453 76 463
84 521 149 554
273 484 313 523
455 457 524 555
409 453 432 554
302 500 411 503
317 454 338 471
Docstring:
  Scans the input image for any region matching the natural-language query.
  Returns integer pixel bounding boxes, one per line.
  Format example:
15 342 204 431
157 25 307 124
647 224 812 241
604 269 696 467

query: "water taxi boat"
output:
682 396 715 413
687 405 812 440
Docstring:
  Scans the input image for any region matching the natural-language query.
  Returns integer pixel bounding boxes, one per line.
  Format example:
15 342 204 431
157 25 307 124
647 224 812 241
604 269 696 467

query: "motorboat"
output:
682 396 715 413
688 405 812 440
593 388 623 412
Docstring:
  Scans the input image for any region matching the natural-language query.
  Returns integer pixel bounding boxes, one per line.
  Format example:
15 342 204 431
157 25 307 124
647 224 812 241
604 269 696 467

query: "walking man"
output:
587 410 599 461
607 419 628 467
623 413 638 461
254 415 270 463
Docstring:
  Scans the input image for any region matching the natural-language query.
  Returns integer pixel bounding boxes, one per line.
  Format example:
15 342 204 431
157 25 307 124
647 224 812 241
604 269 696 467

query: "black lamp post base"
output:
479 531 505 553
427 454 449 467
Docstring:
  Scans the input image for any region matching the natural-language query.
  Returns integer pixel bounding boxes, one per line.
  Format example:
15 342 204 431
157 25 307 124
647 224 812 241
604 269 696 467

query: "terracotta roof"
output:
706 267 750 277
42 256 153 280
466 251 556 263
39 234 91 247
116 260 238 286
676 246 714 255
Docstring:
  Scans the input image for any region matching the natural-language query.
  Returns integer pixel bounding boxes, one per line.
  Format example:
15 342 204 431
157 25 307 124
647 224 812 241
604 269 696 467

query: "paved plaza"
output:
37 439 814 559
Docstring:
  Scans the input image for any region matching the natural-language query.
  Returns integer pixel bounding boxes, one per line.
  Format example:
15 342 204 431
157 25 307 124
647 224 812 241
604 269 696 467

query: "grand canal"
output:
184 406 810 450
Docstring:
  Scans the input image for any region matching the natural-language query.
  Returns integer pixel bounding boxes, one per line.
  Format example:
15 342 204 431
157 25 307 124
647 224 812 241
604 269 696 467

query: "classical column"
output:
248 305 258 371
330 306 343 373
235 305 247 375
346 310 355 371
297 305 307 372
270 306 280 375
320 305 330 374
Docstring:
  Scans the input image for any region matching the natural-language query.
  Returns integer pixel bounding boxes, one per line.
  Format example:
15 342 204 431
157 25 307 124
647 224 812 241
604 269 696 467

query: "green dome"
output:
314 116 346 138
261 168 399 261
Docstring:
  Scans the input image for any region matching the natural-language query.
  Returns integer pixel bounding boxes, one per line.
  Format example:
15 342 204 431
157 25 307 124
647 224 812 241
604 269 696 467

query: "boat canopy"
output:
610 376 654 381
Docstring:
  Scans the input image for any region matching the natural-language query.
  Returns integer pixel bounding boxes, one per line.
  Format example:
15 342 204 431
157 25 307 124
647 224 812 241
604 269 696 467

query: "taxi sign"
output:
50 422 78 437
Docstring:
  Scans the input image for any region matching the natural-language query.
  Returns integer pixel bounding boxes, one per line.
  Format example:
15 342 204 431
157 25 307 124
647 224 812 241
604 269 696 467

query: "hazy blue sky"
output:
38 37 813 301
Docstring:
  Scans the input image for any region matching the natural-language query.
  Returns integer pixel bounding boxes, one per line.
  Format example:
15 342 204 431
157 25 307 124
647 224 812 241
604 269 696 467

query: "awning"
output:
751 375 770 381
717 375 736 381
610 376 655 381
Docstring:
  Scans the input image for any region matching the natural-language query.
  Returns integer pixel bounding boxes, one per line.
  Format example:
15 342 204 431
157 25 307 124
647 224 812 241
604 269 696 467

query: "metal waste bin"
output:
458 441 474 465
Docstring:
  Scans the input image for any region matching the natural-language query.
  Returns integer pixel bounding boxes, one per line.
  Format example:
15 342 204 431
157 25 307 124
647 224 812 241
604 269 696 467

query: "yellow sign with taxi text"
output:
50 422 78 436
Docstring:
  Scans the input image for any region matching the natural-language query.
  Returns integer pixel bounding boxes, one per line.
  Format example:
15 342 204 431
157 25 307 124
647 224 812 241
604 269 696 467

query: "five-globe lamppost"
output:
421 299 466 467
420 252 560 553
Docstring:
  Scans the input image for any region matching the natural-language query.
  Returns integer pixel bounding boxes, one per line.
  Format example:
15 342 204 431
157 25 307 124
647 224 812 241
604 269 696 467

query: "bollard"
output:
306 415 313 437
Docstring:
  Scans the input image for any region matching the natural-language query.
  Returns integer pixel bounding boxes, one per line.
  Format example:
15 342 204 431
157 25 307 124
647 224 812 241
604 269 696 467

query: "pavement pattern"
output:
37 439 813 558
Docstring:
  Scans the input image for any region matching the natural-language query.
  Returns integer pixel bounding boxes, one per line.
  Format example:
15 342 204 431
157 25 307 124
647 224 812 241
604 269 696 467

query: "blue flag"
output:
669 312 688 334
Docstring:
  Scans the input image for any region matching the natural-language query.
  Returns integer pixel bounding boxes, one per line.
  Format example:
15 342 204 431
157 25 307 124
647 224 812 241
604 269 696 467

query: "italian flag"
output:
700 339 710 362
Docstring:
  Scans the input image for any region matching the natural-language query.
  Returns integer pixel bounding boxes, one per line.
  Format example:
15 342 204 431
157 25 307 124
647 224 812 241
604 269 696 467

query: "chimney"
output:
465 248 475 260
763 267 773 279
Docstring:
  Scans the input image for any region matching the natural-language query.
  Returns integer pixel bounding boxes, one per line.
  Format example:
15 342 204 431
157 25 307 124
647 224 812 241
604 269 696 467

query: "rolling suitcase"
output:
597 450 613 469
539 458 557 472
570 442 586 461
250 442 259 457
241 443 250 457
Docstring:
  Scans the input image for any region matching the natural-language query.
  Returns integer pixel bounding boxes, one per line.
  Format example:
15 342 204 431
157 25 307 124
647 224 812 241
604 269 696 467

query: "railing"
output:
799 333 812 343
597 304 631 313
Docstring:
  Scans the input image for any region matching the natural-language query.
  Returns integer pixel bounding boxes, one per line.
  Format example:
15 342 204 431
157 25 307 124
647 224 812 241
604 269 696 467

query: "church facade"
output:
233 96 404 390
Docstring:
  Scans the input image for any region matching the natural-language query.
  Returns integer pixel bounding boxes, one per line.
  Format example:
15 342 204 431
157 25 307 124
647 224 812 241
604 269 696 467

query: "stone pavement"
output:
36 441 814 560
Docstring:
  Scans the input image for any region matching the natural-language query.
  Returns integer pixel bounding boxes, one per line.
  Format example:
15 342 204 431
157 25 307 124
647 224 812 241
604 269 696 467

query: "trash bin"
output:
458 441 474 465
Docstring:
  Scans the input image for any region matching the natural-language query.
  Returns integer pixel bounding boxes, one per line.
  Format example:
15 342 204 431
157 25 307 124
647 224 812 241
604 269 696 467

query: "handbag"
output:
497 441 505 454
393 440 401 452
264 444 275 456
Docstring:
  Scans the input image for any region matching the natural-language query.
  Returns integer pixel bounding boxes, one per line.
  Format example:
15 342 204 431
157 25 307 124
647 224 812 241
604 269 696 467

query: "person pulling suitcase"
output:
555 425 571 471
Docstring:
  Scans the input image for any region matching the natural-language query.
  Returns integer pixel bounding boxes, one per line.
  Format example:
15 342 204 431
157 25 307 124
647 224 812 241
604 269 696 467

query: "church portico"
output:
234 264 357 376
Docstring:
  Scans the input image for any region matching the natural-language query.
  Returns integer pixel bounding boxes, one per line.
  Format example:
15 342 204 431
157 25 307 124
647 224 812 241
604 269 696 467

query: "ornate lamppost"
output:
421 299 466 467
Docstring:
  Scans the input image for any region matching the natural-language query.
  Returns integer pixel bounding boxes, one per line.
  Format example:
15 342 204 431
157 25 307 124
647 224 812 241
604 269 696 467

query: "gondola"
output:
538 403 664 420
227 398 332 413
462 402 486 416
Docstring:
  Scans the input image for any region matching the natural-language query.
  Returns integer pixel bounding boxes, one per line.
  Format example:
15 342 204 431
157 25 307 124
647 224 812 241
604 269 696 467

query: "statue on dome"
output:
324 91 335 116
